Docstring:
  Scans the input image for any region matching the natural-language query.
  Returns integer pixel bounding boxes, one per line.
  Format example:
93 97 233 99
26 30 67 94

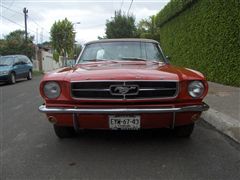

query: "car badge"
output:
110 84 139 97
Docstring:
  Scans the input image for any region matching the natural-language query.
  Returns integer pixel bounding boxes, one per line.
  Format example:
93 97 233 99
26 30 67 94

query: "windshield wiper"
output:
121 57 161 64
121 57 149 61
84 59 108 61
0 64 8 66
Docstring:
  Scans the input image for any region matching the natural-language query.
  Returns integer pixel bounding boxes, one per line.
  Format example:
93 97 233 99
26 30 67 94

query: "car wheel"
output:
27 70 32 80
174 124 194 137
9 72 16 84
53 124 76 139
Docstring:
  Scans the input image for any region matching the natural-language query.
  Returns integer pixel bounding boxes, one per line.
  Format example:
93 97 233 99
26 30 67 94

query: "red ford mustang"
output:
39 39 209 138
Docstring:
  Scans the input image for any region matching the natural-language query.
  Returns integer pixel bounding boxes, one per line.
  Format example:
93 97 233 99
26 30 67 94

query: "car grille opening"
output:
71 81 178 100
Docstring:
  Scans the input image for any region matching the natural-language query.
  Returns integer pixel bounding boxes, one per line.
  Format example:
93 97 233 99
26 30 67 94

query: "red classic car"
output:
39 39 209 138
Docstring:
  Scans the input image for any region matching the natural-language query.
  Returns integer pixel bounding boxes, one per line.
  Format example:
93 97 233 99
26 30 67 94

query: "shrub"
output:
157 0 240 86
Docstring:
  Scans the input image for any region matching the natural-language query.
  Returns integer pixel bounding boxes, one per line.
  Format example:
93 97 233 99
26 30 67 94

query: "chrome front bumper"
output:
39 103 209 114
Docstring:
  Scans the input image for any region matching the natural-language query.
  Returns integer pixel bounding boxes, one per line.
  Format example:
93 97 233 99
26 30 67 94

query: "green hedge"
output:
157 0 240 86
156 0 197 27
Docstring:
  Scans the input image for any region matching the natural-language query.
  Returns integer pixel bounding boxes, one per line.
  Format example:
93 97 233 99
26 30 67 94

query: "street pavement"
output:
202 82 240 143
0 76 240 180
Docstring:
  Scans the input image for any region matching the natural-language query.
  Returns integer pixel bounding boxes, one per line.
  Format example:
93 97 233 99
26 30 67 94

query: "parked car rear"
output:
0 55 33 84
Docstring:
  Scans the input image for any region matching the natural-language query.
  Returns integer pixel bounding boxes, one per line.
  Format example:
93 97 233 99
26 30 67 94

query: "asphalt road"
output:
0 76 240 180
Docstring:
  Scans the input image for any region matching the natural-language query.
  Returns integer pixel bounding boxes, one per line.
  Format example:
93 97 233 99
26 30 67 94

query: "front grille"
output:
71 81 178 100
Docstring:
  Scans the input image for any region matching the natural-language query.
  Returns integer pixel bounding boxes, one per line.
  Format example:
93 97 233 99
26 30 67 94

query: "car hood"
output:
0 65 11 72
43 61 205 82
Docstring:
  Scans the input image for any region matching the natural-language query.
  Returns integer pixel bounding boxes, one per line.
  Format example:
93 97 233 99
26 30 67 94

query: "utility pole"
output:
36 28 38 44
127 0 133 16
23 7 28 41
40 28 43 44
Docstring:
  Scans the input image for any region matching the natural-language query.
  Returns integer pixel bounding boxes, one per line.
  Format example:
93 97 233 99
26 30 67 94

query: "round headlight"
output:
188 81 204 98
43 82 61 99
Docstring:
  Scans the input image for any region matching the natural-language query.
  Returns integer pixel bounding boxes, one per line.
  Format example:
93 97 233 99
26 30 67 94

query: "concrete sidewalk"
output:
202 82 240 143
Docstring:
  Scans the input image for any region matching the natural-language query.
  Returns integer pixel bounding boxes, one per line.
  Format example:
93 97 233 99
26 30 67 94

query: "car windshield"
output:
0 56 14 66
78 41 165 63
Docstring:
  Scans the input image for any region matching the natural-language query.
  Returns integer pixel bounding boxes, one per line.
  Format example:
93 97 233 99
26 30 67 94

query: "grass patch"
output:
33 70 44 76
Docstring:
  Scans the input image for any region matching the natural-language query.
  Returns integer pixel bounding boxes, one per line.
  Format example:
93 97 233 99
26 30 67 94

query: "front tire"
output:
8 72 16 84
27 70 32 80
53 124 76 139
174 124 194 137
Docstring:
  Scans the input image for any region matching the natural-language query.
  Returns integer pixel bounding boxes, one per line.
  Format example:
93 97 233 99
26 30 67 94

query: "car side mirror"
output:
74 55 77 60
165 56 171 61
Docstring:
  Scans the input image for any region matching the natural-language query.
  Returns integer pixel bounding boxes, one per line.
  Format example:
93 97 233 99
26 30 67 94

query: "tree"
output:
105 11 138 38
5 30 33 42
50 18 75 65
40 41 51 47
74 44 82 58
137 15 160 41
0 30 34 58
0 39 6 55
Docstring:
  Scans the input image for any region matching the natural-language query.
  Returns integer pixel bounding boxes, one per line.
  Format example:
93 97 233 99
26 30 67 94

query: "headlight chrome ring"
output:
43 81 61 99
188 81 204 98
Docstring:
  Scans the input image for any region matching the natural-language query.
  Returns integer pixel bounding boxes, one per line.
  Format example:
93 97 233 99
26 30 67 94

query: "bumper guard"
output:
39 103 209 130
38 103 209 114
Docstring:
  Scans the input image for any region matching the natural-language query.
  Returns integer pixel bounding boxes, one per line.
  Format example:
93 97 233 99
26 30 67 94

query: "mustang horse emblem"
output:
113 86 137 95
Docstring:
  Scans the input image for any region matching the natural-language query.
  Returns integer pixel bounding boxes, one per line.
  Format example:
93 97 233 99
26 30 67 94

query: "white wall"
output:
32 59 39 71
42 51 62 72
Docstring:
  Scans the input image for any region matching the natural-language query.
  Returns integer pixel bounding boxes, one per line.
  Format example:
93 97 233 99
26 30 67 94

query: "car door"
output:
25 56 33 73
12 57 21 78
13 56 25 78
21 56 31 77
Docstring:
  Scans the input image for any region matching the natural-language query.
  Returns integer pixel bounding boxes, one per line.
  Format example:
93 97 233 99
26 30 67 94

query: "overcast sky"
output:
0 0 170 44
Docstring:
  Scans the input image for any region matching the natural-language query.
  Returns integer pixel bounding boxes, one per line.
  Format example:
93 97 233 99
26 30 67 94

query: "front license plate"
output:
109 115 141 130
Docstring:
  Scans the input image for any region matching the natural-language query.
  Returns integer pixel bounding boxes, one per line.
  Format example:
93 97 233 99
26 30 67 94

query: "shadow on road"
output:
58 128 191 145
0 79 27 87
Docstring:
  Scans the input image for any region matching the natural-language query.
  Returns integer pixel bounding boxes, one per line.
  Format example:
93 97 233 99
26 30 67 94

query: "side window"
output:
16 56 23 64
21 56 28 64
5 57 15 65
13 57 17 65
15 57 21 65
25 56 32 64
145 43 163 61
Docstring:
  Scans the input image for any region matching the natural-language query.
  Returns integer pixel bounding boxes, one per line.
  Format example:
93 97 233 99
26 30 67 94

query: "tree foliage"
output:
74 44 82 57
0 30 34 58
40 41 51 47
137 15 160 41
155 0 197 27
50 18 75 61
105 11 138 38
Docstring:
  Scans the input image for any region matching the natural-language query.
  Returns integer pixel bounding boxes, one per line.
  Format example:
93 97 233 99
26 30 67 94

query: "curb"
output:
202 108 240 143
